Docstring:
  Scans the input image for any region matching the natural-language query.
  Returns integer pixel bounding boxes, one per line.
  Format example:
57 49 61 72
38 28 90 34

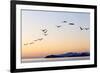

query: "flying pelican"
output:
34 39 38 41
80 27 83 30
63 21 67 23
69 23 75 25
38 38 43 41
85 28 89 30
41 29 48 33
44 33 48 36
80 27 89 30
29 42 34 44
24 43 28 45
56 25 61 28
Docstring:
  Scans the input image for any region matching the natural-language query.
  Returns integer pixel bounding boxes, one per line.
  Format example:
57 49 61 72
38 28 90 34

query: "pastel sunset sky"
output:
21 10 90 59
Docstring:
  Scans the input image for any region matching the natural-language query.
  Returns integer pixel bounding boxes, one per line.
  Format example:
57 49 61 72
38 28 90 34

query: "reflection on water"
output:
22 56 90 63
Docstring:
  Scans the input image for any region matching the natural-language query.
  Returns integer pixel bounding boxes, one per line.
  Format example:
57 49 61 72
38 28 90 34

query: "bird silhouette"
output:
85 28 89 30
24 43 28 45
37 38 43 41
80 27 83 30
41 29 48 33
41 29 48 36
69 23 75 25
34 39 38 41
44 33 48 36
63 21 67 23
29 42 34 44
80 27 89 30
56 25 61 28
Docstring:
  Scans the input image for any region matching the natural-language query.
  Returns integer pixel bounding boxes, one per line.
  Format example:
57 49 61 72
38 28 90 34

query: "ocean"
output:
22 56 90 63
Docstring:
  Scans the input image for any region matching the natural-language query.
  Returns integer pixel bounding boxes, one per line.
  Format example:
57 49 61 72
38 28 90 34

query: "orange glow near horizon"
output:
22 34 90 58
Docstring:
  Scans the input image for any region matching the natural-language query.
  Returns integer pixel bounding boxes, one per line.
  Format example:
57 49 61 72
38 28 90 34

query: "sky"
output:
21 9 90 59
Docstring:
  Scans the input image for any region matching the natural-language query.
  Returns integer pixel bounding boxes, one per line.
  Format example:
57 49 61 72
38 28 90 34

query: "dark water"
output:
22 56 90 63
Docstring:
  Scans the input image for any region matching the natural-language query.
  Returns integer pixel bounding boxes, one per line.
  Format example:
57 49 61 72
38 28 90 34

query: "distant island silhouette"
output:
45 52 90 58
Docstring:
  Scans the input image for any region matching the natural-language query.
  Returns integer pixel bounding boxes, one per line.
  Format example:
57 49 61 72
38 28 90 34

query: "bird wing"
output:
80 27 83 30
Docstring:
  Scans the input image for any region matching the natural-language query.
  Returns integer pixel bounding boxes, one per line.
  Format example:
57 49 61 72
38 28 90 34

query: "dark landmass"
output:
45 52 90 58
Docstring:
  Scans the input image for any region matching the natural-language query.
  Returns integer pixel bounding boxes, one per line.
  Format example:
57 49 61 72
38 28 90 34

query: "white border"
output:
16 4 94 69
